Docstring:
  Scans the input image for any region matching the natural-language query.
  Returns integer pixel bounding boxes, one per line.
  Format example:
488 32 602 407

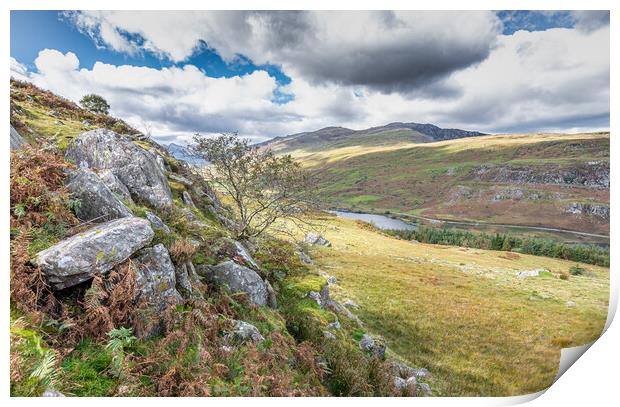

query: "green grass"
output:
289 215 609 396
287 132 610 235
60 340 117 396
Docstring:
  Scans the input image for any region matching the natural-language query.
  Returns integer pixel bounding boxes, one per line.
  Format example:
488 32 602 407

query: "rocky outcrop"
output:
175 261 200 298
182 191 196 207
197 260 269 307
226 320 264 343
359 334 386 360
34 217 154 290
227 239 259 269
471 161 609 189
565 202 609 220
66 168 133 222
133 244 182 310
10 126 27 150
145 211 171 233
65 129 173 208
98 170 133 204
304 232 331 247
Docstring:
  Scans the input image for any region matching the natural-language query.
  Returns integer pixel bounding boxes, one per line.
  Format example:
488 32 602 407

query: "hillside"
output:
261 122 486 153
8 81 610 397
281 132 610 236
284 214 608 396
10 81 426 397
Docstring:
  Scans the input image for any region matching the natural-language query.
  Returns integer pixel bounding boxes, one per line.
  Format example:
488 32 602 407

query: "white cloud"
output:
10 57 29 81
13 14 609 144
63 11 502 93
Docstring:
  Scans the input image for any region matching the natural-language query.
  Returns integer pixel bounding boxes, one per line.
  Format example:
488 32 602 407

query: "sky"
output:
10 10 610 145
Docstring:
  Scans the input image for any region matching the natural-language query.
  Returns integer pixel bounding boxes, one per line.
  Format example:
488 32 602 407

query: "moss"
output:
168 180 186 199
27 222 68 255
59 340 116 396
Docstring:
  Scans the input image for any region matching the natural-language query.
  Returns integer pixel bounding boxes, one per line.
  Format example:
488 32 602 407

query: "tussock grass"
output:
289 216 609 396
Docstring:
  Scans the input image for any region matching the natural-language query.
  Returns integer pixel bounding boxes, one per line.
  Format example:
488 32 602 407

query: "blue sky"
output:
10 11 610 143
11 10 574 84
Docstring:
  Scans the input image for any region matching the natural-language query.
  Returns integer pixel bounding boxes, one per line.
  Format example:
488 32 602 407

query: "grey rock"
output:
307 291 323 307
34 217 154 290
324 331 336 340
297 251 313 265
391 362 431 380
145 211 171 233
198 260 268 306
265 279 278 308
327 320 341 330
228 239 259 269
344 299 360 308
304 232 331 247
359 334 386 360
65 129 173 208
98 170 133 204
10 126 27 150
133 244 182 310
168 173 193 186
393 376 407 392
175 262 193 298
324 299 364 327
82 119 91 127
182 191 196 207
66 168 133 222
417 382 432 395
319 271 337 285
42 388 65 397
565 202 609 220
227 320 264 343
516 268 545 279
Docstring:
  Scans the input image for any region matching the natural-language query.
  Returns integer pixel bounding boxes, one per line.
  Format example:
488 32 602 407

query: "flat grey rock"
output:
34 217 154 290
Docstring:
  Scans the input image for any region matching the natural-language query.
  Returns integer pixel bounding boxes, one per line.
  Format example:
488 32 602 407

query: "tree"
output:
79 94 110 115
192 133 316 239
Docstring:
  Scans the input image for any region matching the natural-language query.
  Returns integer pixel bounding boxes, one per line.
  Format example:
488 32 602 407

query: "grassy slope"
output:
10 81 398 397
288 133 610 235
292 215 609 396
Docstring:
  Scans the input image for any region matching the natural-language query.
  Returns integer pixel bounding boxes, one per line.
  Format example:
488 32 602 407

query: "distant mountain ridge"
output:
166 142 208 166
259 122 486 152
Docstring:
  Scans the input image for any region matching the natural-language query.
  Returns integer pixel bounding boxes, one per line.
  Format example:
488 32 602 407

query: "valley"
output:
265 129 610 236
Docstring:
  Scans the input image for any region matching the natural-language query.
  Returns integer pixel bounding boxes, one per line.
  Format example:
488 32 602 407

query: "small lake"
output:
331 210 417 231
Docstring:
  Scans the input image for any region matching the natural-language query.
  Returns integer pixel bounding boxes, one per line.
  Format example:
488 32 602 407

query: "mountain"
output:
166 142 208 166
260 122 486 153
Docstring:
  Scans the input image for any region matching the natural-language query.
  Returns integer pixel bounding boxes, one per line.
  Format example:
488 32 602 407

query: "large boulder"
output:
10 126 27 150
133 244 182 310
98 170 133 204
66 168 133 222
34 217 154 290
65 129 173 208
197 260 268 306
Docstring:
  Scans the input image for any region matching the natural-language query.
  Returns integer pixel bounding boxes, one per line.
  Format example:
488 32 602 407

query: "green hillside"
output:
284 132 610 235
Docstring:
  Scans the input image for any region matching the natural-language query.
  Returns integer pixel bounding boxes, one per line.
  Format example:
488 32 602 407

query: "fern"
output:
105 327 136 379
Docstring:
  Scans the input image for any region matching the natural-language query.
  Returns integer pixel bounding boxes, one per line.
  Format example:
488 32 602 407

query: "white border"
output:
2 1 616 406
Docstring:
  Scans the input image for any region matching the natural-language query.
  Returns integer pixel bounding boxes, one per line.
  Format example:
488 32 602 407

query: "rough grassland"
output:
291 215 609 396
289 132 610 235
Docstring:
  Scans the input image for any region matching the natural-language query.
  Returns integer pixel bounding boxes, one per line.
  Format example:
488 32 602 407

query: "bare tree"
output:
192 133 317 239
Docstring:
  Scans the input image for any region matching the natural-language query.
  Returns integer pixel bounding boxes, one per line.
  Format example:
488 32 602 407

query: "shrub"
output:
569 265 586 276
79 94 110 115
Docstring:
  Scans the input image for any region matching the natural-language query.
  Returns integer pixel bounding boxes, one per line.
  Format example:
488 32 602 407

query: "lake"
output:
331 210 417 230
